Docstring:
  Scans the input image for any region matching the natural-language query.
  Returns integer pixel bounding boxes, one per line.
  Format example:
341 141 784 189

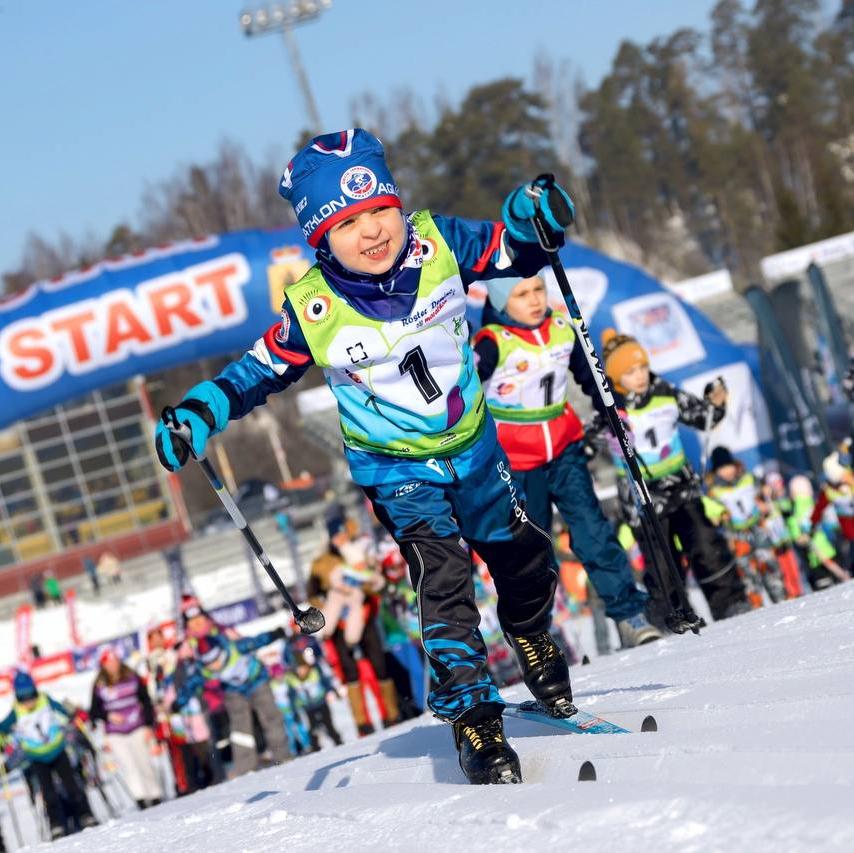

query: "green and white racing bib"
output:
286 211 485 457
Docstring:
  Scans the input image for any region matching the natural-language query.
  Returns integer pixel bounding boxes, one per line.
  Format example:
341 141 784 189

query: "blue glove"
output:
502 177 575 244
154 381 230 471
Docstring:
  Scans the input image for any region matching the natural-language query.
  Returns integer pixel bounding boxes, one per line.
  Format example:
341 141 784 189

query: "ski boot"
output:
506 631 576 718
616 611 663 648
452 704 522 785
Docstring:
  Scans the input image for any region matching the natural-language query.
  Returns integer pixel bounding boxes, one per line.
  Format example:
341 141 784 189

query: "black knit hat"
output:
710 446 738 471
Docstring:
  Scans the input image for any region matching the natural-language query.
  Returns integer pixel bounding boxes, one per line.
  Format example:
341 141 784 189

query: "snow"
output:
7 583 847 852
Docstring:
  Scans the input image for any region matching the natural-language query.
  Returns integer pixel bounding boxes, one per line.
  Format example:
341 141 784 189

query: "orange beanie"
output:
601 328 649 392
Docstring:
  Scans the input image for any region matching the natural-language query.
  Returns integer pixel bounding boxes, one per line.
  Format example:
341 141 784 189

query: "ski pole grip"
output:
162 407 194 452
533 173 574 228
525 174 573 253
160 406 199 461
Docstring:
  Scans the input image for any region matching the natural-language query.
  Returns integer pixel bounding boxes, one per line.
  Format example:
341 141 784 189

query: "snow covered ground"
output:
17 582 850 853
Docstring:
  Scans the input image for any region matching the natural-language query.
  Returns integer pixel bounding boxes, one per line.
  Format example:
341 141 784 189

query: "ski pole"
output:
73 719 138 810
162 408 325 635
699 407 714 482
525 174 702 634
699 377 726 479
0 757 23 849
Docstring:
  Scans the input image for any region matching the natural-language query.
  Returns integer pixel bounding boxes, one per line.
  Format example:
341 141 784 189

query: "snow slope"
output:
38 585 854 852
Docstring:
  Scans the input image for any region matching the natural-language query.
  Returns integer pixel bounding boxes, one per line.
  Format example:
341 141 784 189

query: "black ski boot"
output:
506 631 576 717
452 704 522 785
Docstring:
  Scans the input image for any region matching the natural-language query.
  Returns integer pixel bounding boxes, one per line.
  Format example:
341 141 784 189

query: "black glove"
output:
703 376 726 399
271 626 287 641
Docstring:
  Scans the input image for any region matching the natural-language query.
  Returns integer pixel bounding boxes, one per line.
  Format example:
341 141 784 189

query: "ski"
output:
504 701 658 736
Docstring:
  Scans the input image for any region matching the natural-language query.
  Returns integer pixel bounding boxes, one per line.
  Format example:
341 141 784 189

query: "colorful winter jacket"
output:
588 374 725 519
283 667 335 710
0 694 70 763
473 303 601 471
706 472 762 532
811 483 854 540
90 673 156 736
172 631 281 708
209 211 553 487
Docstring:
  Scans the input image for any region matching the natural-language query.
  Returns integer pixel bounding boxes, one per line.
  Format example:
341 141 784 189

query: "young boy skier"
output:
473 274 661 647
704 446 786 606
155 128 578 784
590 330 750 623
172 628 291 776
0 672 97 839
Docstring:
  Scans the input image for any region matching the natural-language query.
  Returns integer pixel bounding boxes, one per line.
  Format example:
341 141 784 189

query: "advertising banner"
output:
72 632 141 673
0 233 309 426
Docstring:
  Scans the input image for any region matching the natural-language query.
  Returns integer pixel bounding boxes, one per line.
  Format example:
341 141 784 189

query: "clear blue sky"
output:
0 0 734 274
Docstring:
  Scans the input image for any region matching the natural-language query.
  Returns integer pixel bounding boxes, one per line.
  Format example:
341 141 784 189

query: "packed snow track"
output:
50 585 854 852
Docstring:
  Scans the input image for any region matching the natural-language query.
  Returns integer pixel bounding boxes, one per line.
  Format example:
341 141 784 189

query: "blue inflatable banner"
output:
0 225 773 468
0 231 309 427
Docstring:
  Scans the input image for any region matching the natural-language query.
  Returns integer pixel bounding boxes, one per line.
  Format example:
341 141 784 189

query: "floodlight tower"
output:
239 1 332 133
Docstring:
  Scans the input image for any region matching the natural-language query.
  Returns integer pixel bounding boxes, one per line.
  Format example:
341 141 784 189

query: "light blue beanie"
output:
485 276 524 312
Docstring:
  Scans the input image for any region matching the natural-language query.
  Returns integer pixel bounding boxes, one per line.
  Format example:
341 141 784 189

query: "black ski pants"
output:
30 750 92 833
637 497 746 620
306 704 342 747
364 442 557 721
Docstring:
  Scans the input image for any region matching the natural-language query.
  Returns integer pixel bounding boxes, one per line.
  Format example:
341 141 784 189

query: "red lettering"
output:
196 264 238 317
149 282 203 336
51 310 95 363
105 300 153 355
8 328 54 380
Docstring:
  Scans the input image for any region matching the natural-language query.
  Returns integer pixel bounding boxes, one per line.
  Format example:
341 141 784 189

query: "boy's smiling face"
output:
327 206 406 274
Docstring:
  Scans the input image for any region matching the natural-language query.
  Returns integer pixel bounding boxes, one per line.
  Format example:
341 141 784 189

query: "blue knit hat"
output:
485 276 525 312
13 670 37 702
279 128 402 247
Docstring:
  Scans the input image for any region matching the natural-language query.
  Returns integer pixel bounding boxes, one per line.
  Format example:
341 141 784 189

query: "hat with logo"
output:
601 328 650 393
279 128 402 247
13 670 38 702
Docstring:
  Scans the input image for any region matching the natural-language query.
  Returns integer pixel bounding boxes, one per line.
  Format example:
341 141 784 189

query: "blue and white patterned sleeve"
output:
213 299 314 420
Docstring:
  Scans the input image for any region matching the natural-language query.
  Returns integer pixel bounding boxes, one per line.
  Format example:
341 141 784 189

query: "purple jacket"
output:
90 674 155 735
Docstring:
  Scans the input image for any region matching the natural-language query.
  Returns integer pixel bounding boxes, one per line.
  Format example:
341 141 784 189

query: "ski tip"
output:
641 715 658 733
578 760 597 782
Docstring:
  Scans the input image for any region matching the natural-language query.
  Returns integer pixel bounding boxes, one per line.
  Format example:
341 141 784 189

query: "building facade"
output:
0 379 185 592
